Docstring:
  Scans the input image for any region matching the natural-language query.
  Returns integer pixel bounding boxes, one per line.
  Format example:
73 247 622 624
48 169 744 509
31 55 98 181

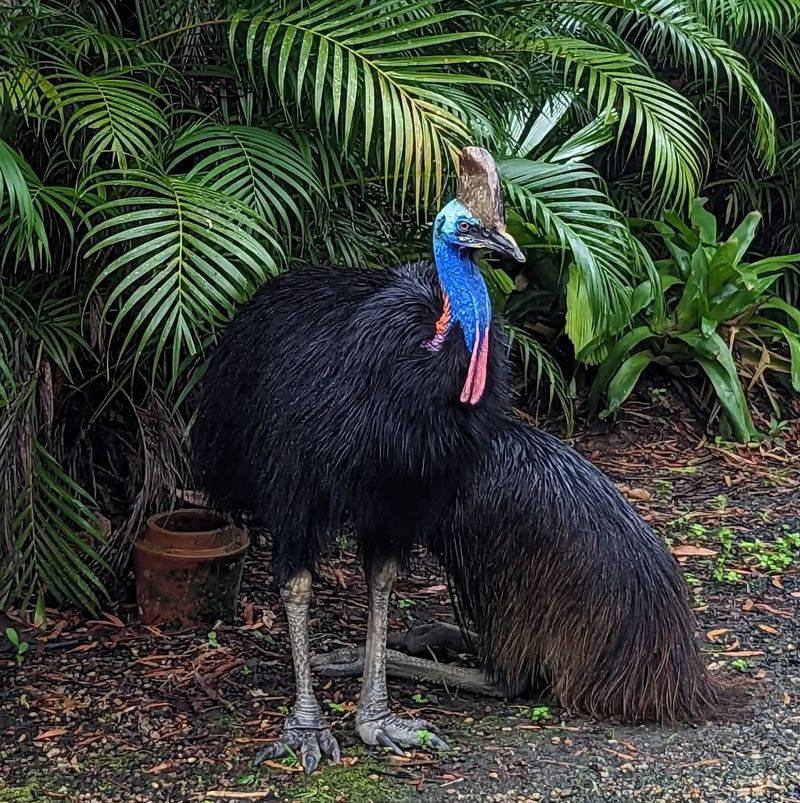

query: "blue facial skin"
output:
431 199 492 352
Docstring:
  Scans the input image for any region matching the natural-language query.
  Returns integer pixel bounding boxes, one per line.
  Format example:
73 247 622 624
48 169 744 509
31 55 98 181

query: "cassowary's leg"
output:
254 570 340 773
355 558 450 754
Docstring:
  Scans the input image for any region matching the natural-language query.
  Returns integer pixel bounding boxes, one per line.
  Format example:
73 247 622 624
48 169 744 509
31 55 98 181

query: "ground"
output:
1 395 799 802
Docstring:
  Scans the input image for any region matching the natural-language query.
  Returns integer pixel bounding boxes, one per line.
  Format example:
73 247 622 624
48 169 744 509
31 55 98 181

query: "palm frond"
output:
0 379 107 614
582 0 776 169
0 144 76 268
727 0 800 36
82 167 282 382
230 0 501 208
47 66 168 170
167 123 325 233
500 157 647 330
541 37 709 207
506 323 575 432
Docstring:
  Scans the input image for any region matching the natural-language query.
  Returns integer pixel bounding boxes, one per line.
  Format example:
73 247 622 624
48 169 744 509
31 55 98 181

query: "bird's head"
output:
433 146 524 263
433 199 524 262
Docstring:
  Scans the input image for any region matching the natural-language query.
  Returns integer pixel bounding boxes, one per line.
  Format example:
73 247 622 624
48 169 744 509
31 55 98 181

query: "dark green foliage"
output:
588 200 800 440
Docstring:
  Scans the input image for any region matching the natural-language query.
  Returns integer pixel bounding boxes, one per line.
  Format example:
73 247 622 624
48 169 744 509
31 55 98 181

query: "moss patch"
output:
0 784 39 802
273 757 411 803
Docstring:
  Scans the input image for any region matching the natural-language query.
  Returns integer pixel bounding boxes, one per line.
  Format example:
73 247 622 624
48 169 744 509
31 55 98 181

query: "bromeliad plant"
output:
588 200 800 441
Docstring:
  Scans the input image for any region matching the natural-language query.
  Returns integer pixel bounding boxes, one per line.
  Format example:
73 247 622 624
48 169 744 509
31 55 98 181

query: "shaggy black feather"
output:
430 417 734 723
192 263 510 583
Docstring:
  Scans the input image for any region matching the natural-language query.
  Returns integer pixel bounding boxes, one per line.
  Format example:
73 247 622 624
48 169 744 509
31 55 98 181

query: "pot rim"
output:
146 508 233 538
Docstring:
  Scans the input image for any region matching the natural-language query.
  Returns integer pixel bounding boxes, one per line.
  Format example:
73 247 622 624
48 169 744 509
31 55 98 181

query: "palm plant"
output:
0 0 783 610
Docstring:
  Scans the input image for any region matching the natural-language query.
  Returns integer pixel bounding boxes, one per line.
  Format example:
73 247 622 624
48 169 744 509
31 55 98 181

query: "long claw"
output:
253 742 287 766
376 731 404 755
428 733 450 751
301 736 321 774
357 713 452 755
254 713 339 773
320 729 341 763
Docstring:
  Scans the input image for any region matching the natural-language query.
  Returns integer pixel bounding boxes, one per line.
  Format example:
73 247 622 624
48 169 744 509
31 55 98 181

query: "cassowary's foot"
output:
263 569 340 774
356 710 449 755
254 711 340 774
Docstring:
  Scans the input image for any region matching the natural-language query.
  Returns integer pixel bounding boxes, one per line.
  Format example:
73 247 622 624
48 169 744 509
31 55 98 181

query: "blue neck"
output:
432 238 491 352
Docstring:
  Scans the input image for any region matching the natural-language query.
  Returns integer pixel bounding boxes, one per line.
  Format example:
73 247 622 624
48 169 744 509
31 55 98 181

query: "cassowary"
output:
427 418 731 722
315 419 731 724
192 147 524 771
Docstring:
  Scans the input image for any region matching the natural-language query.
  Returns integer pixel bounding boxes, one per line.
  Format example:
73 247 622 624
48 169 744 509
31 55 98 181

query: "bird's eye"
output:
457 221 470 233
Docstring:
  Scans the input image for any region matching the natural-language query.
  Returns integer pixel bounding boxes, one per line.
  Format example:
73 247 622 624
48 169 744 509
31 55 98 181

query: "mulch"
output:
1 398 799 802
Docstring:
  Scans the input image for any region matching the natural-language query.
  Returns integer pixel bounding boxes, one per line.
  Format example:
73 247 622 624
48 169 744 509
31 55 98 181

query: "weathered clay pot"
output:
134 509 249 626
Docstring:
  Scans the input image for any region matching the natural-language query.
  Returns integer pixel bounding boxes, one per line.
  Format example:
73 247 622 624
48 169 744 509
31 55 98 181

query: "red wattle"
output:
460 326 490 406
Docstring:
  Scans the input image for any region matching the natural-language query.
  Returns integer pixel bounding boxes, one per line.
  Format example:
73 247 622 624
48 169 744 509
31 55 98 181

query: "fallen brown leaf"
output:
706 628 730 642
721 649 764 658
34 728 67 741
256 759 302 774
754 603 791 618
757 624 779 635
147 761 175 774
418 584 448 595
671 545 718 557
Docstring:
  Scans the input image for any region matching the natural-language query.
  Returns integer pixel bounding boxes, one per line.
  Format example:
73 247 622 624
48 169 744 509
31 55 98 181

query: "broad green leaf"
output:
588 325 653 413
600 350 654 418
690 197 718 244
675 246 709 331
678 331 757 440
776 325 800 391
726 211 762 266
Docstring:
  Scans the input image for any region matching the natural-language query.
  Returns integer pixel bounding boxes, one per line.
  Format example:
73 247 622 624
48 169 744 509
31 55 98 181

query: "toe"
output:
320 730 341 763
253 741 287 766
427 733 450 751
300 735 322 774
376 731 404 755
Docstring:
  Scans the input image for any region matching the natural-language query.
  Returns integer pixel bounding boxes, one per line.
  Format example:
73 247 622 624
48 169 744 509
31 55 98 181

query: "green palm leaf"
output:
726 0 800 36
230 0 500 207
506 323 575 432
167 124 324 232
0 138 35 225
541 37 709 207
0 139 76 268
47 66 168 170
0 382 108 614
82 167 282 382
500 157 649 332
582 0 776 169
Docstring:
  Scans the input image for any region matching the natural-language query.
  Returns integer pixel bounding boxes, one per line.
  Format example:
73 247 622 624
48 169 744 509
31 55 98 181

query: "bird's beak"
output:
479 228 525 262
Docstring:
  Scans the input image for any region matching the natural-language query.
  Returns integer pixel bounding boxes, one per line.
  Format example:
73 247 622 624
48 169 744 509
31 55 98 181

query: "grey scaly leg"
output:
254 569 340 773
355 558 450 754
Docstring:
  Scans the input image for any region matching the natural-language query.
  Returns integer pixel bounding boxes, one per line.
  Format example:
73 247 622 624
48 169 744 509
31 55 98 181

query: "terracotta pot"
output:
134 508 249 626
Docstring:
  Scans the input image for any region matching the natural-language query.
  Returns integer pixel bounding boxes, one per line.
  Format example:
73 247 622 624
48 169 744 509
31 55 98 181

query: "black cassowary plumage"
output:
193 263 510 582
430 417 733 723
